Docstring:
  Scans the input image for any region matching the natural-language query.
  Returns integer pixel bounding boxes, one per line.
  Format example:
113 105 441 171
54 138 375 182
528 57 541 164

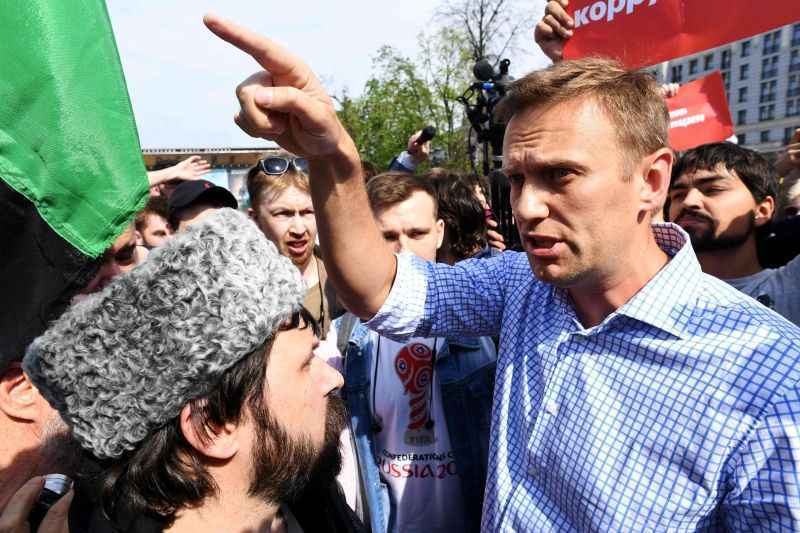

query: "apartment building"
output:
648 22 800 159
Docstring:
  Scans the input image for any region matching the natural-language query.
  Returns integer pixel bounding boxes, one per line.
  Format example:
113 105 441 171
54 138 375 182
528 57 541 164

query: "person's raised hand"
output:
172 156 211 181
486 219 506 252
777 128 800 175
534 0 573 63
0 477 72 533
788 129 800 167
407 130 431 165
204 14 349 159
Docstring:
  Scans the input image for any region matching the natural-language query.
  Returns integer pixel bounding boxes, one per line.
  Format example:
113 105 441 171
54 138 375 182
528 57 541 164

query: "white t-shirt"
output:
314 326 360 515
370 334 467 533
725 254 800 326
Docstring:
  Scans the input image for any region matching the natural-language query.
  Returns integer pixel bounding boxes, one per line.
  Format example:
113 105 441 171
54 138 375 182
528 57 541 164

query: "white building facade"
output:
647 22 800 158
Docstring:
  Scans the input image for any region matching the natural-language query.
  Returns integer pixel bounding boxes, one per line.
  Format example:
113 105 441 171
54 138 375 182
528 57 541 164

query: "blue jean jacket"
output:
337 317 496 533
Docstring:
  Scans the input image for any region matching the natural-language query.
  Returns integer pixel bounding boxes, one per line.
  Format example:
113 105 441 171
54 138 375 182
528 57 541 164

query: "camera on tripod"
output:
458 58 519 248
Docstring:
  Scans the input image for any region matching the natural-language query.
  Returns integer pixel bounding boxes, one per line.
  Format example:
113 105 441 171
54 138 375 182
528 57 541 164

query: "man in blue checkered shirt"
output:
215 18 800 532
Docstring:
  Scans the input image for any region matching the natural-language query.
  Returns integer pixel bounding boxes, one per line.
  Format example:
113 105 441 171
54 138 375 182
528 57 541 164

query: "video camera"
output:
458 58 519 248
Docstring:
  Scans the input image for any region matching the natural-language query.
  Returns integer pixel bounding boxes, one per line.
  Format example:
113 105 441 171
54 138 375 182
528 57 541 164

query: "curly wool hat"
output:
23 208 305 459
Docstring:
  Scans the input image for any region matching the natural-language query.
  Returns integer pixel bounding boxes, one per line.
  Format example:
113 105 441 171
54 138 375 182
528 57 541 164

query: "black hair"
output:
671 142 777 203
428 172 487 262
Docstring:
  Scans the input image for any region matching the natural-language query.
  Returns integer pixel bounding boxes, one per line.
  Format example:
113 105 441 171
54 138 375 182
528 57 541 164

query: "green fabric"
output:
0 0 148 258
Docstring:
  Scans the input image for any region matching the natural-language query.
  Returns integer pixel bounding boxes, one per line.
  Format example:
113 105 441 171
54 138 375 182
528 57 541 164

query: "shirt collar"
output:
553 223 701 340
614 223 701 339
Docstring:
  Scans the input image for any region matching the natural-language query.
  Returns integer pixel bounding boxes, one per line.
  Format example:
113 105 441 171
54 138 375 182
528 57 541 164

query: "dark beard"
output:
39 416 84 477
248 394 347 503
680 211 756 253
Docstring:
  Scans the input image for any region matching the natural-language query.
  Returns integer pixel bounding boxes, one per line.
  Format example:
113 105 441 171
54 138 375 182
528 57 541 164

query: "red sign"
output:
666 72 734 152
563 0 799 69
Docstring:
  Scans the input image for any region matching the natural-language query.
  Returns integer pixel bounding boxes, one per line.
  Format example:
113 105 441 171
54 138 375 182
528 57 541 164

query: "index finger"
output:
203 13 313 89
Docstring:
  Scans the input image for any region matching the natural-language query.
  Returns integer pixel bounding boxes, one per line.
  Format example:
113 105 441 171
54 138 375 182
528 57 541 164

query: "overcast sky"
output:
106 1 549 149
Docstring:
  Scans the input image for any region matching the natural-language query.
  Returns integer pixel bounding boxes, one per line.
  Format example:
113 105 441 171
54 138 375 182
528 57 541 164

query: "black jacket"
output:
68 479 367 533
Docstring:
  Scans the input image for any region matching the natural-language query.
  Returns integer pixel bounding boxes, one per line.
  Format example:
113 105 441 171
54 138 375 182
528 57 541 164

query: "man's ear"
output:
0 363 40 422
639 148 674 218
178 403 240 460
435 219 445 250
754 195 775 228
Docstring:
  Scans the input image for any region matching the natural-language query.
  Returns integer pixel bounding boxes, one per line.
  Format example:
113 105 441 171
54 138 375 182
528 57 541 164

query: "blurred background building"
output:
647 22 800 159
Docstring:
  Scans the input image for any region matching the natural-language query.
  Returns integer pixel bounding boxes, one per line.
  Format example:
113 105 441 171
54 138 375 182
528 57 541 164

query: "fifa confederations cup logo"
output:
394 342 436 446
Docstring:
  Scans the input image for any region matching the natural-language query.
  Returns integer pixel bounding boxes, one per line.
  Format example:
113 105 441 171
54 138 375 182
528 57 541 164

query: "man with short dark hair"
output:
134 196 173 249
207 14 800 530
336 171 495 533
24 209 360 532
167 179 238 232
668 142 800 325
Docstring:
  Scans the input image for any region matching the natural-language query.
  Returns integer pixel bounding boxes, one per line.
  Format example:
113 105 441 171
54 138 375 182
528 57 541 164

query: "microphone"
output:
473 59 496 82
414 125 437 145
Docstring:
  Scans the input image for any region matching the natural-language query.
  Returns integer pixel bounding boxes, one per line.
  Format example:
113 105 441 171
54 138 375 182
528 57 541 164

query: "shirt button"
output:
545 401 558 415
528 465 538 477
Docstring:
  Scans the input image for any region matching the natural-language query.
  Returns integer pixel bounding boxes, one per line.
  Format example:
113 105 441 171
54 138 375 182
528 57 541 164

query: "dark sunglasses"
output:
259 156 309 175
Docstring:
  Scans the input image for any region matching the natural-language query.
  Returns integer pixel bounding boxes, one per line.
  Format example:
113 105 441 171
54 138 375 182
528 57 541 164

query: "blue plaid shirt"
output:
366 224 800 532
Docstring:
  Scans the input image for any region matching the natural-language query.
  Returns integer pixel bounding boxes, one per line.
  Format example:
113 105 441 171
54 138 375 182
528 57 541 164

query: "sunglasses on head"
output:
258 156 309 176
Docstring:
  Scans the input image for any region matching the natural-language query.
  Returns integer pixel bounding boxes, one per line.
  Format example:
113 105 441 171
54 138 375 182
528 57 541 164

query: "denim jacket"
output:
336 317 496 533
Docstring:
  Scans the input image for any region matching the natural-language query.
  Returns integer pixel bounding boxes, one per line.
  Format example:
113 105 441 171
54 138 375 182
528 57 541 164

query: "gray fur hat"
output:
23 208 305 459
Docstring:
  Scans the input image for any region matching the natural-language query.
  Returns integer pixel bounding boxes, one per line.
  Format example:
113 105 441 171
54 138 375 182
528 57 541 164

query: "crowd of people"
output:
2 2 800 532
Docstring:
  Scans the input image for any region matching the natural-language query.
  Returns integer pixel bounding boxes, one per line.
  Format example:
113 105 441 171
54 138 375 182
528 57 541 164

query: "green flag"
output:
0 0 149 363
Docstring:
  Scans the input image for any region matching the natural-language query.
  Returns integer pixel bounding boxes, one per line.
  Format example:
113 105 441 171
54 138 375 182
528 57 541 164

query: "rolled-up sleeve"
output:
366 251 522 342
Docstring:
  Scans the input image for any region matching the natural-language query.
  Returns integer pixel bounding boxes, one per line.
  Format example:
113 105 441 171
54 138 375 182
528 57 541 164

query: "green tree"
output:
417 24 473 170
336 0 533 173
336 46 437 170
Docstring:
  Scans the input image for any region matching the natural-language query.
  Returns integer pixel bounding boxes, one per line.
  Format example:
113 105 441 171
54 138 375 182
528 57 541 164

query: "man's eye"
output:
670 190 686 201
410 231 428 239
546 168 571 181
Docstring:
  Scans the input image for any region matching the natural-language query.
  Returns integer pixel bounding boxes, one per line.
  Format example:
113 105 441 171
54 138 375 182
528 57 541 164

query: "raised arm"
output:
147 155 211 188
203 15 396 319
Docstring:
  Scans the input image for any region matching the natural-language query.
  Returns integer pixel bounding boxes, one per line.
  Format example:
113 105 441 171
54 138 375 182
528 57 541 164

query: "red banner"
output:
563 0 799 69
666 72 734 152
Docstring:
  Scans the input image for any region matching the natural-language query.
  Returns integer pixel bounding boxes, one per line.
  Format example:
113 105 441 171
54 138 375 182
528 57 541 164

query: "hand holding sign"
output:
563 0 798 69
777 129 800 176
534 0 574 63
203 14 351 159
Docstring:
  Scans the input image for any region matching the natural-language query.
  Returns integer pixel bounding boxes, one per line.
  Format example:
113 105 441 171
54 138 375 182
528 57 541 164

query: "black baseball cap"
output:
167 180 238 225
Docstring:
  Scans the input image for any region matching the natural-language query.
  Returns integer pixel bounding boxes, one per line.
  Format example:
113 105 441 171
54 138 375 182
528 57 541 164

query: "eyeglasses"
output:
258 156 309 176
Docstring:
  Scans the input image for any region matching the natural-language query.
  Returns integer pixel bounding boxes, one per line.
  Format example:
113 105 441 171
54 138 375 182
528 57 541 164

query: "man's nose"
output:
288 215 307 234
512 182 549 223
682 188 704 209
320 357 345 392
397 235 412 255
